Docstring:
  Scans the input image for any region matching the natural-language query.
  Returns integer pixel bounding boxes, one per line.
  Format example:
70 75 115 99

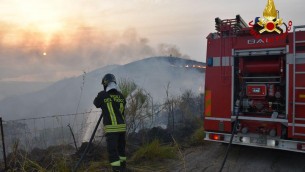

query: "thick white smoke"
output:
0 23 158 82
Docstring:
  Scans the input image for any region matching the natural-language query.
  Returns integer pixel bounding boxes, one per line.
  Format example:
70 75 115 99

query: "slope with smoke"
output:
0 20 190 83
0 56 205 120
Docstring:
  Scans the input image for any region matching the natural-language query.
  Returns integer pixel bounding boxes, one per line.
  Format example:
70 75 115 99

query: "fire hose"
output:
219 112 240 172
73 114 103 172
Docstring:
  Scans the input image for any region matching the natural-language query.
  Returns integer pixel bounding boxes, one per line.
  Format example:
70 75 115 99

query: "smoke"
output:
158 43 190 59
0 21 165 82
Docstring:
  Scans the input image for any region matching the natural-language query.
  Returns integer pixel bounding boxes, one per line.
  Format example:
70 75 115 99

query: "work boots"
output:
111 162 126 172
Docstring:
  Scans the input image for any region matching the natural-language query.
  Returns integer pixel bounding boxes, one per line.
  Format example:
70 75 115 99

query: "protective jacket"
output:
93 89 126 133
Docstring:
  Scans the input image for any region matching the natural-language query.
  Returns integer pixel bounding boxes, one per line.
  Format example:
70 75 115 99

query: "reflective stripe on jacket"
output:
94 89 126 133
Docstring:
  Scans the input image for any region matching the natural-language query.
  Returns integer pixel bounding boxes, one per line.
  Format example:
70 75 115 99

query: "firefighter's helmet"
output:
102 73 116 89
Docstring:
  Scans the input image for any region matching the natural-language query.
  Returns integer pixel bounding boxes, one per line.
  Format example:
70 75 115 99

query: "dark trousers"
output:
106 132 126 166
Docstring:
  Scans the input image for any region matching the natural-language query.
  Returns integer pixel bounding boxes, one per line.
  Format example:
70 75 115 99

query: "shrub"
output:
131 139 177 162
190 127 205 146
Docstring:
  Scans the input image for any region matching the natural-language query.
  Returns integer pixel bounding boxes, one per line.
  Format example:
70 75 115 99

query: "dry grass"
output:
131 139 177 162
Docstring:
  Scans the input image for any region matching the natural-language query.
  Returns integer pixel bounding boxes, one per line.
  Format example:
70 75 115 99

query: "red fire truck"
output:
204 15 305 152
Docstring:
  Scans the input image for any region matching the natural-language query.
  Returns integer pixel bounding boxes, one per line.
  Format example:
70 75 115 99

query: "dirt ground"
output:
170 141 305 172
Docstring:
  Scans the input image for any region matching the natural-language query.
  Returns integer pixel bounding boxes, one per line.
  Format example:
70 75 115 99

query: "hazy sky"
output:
0 0 304 82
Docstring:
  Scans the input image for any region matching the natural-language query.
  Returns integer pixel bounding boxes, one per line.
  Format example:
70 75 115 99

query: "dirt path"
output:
170 141 305 172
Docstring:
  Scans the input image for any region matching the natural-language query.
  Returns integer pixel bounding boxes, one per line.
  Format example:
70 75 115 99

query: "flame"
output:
263 0 277 20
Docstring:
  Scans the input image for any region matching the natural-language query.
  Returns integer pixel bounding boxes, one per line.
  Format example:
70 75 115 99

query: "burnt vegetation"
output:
1 79 204 171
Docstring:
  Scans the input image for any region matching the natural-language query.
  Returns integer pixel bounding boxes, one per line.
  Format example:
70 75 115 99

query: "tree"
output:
163 82 180 134
118 79 154 139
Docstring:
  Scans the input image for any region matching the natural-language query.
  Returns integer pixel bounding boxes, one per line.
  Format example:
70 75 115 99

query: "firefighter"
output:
93 73 127 172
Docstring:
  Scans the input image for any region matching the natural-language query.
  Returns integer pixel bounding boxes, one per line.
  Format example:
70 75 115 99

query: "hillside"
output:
0 56 205 120
0 81 52 101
